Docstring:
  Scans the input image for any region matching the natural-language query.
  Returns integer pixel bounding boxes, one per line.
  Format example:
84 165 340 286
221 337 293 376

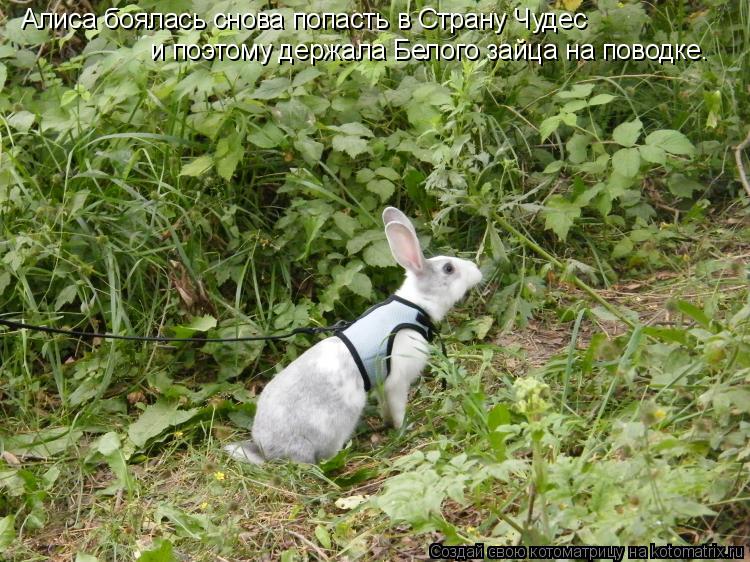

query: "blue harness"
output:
336 295 435 391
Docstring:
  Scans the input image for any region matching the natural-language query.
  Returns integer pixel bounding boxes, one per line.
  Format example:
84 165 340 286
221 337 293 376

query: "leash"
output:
0 317 352 343
0 314 449 387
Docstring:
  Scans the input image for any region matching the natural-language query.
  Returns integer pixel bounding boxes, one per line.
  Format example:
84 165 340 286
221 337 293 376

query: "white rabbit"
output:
224 207 483 464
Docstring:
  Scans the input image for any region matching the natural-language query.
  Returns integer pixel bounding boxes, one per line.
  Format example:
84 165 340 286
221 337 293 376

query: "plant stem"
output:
492 212 637 328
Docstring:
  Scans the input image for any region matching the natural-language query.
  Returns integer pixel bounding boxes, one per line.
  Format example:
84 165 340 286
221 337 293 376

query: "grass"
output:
3 208 748 561
2 0 750 558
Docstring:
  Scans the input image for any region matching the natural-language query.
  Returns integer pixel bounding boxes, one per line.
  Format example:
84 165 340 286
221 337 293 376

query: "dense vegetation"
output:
1 0 748 559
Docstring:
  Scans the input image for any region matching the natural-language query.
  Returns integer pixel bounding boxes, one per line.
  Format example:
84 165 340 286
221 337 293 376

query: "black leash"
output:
0 317 352 343
0 314 449 387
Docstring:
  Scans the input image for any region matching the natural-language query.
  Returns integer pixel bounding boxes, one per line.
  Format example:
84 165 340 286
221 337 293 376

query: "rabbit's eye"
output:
443 262 454 274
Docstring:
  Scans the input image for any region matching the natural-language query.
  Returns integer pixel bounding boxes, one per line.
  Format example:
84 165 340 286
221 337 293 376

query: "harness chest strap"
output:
335 295 435 392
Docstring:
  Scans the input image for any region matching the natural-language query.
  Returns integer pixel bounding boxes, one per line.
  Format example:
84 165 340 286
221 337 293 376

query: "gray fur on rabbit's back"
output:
250 337 366 463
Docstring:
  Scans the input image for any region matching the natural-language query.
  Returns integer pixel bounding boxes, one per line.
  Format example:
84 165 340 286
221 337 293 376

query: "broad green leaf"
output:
75 554 99 562
186 315 216 332
179 155 213 177
0 63 6 93
349 272 372 298
556 84 595 99
375 468 445 527
356 168 376 183
405 101 442 130
411 82 452 106
203 324 265 379
215 136 243 181
363 240 393 267
5 427 83 458
542 160 564 174
331 122 374 137
667 174 703 198
488 403 511 431
60 90 78 107
562 99 588 113
314 525 332 549
0 515 14 549
375 166 400 181
92 430 132 495
0 272 11 295
137 539 177 562
612 237 633 259
321 262 372 310
333 211 360 237
729 389 750 413
579 154 610 174
645 129 695 156
280 550 298 562
560 112 578 127
704 90 721 129
174 69 214 100
300 210 331 259
673 300 711 329
566 133 590 164
68 378 98 407
292 67 321 87
589 306 620 323
638 144 666 165
7 110 35 133
488 223 508 263
155 504 212 539
95 431 121 456
332 135 370 158
172 315 217 338
607 171 636 198
670 498 716 518
69 189 89 216
366 178 395 202
347 229 382 254
3 17 49 45
454 315 494 341
642 326 689 345
611 148 641 177
539 115 561 141
487 431 507 461
250 77 290 100
294 136 323 165
543 195 581 241
574 182 603 206
588 93 615 106
189 111 225 139
54 284 78 311
612 119 642 147
247 122 285 149
397 80 448 127
128 400 200 447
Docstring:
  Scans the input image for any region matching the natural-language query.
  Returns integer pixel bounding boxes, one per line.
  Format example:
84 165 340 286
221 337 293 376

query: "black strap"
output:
336 295 443 391
0 317 352 344
388 295 437 339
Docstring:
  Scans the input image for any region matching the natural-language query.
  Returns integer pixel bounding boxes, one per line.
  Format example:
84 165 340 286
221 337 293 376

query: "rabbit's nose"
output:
471 264 484 285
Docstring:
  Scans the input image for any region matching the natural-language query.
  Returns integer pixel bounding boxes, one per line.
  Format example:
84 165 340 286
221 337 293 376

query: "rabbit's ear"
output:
385 221 424 274
382 207 417 235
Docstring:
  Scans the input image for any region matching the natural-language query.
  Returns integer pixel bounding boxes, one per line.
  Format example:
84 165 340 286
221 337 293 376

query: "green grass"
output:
2 0 750 559
2 212 749 560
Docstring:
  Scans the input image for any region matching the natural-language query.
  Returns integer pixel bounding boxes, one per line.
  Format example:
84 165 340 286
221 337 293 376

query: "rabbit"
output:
224 207 483 464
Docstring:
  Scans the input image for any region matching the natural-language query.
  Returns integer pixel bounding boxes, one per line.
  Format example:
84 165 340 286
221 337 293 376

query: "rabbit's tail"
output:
224 440 265 464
